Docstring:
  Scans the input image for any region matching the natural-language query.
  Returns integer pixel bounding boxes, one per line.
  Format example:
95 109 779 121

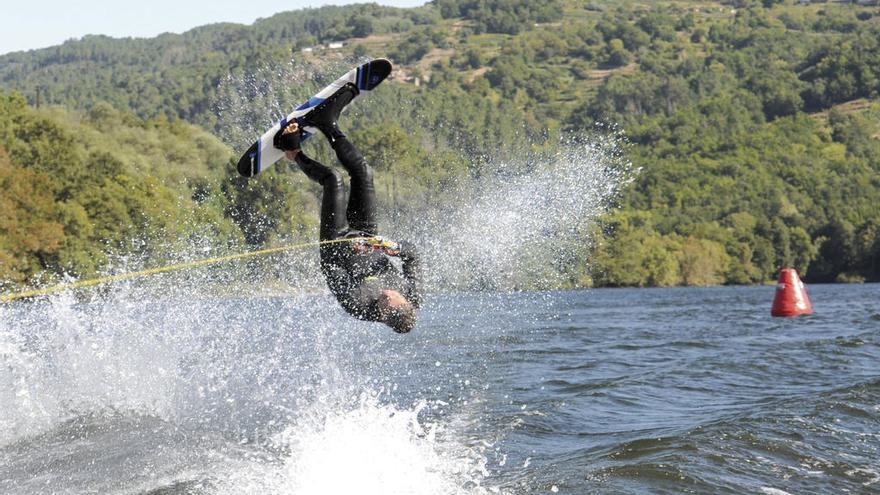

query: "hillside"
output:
0 94 237 285
1 0 879 287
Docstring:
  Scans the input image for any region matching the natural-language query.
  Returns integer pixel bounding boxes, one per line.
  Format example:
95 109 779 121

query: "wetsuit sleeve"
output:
320 246 358 315
398 241 422 308
320 244 377 320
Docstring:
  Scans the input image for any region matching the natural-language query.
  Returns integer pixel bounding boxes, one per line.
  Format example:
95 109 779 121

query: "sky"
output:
0 0 427 55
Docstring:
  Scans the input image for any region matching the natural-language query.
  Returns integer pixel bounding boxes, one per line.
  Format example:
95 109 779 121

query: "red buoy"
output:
771 268 813 317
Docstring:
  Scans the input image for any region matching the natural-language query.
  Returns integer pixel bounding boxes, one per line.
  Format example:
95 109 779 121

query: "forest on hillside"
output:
1 0 879 289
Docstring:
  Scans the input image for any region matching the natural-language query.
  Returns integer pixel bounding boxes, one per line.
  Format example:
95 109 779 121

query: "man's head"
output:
377 289 417 333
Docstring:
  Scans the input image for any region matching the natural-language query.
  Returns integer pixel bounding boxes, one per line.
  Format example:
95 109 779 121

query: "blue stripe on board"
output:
295 96 325 111
297 96 325 111
364 62 372 90
356 67 363 90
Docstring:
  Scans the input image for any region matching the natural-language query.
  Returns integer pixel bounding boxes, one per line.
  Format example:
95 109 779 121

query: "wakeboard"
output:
236 58 392 177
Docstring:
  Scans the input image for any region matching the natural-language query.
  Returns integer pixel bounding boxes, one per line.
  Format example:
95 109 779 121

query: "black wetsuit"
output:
295 136 421 321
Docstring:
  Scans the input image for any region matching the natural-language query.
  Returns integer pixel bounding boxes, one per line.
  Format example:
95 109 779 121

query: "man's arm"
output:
320 246 379 320
320 245 356 308
321 262 365 316
398 241 422 308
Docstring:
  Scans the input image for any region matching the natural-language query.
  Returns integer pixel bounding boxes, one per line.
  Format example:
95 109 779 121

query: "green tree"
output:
679 237 731 286
0 147 65 284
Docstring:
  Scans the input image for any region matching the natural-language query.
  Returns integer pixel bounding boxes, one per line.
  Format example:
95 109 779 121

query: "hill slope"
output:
1 0 879 286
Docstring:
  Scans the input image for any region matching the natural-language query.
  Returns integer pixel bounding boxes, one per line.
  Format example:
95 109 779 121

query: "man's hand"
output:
274 121 301 160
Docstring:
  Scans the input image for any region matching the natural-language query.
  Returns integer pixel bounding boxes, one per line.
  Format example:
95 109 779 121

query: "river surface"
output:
1 284 878 494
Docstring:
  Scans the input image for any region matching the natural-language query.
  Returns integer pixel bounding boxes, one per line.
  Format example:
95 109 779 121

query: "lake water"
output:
1 284 878 494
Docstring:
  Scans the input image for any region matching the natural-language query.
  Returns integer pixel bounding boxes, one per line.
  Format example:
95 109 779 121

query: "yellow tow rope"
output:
0 237 371 303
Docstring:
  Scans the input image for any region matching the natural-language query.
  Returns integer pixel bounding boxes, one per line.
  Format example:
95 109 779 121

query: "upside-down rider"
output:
273 83 421 333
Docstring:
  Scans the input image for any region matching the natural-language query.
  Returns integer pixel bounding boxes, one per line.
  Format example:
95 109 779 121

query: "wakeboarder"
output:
273 83 421 333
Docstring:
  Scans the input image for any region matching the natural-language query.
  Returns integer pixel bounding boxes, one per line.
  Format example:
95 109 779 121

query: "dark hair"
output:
384 301 417 333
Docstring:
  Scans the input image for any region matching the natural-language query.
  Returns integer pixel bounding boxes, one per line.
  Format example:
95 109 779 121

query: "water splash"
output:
214 393 495 495
0 291 179 445
396 133 632 291
0 282 504 494
2 59 632 494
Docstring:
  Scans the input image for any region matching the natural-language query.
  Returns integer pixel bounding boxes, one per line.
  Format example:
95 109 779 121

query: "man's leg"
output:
301 84 378 234
295 153 348 240
332 136 379 235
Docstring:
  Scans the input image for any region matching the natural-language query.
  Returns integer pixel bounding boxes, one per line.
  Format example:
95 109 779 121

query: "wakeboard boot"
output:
302 83 359 144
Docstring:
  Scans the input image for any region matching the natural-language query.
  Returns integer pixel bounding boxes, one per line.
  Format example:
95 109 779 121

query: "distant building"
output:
301 47 314 53
328 42 344 49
